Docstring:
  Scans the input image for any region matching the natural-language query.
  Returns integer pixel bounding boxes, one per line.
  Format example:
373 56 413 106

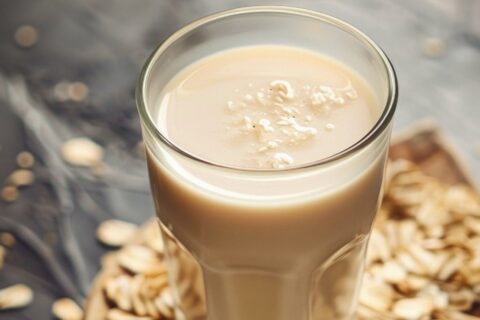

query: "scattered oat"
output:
14 25 38 48
68 82 89 102
226 100 236 111
0 233 15 248
52 298 83 320
423 37 445 58
97 220 138 247
53 82 70 102
62 137 104 167
258 118 274 133
16 151 35 168
0 284 33 310
1 186 18 202
8 169 34 187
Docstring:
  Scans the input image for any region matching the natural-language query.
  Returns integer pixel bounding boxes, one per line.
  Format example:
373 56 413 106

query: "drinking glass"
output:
137 6 397 320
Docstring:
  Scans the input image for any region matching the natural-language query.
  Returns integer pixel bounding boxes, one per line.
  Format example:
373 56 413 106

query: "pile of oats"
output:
358 160 480 319
97 222 206 320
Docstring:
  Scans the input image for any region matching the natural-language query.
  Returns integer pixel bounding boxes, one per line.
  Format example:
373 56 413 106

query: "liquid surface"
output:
156 45 379 169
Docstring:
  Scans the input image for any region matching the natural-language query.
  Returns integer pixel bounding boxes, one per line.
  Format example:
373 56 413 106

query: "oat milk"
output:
146 45 386 320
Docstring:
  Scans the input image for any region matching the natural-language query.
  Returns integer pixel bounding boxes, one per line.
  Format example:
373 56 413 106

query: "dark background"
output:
0 0 479 319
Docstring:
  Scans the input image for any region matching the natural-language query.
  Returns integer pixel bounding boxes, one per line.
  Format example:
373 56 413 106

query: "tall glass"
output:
137 6 397 320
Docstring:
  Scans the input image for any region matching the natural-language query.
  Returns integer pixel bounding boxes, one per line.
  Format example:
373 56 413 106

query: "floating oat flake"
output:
0 233 16 248
1 186 18 202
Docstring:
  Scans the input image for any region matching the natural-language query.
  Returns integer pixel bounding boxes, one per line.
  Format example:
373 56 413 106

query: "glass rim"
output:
136 5 398 173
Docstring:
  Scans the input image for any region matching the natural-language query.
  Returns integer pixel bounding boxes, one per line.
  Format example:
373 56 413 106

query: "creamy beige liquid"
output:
156 46 378 170
146 45 387 320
